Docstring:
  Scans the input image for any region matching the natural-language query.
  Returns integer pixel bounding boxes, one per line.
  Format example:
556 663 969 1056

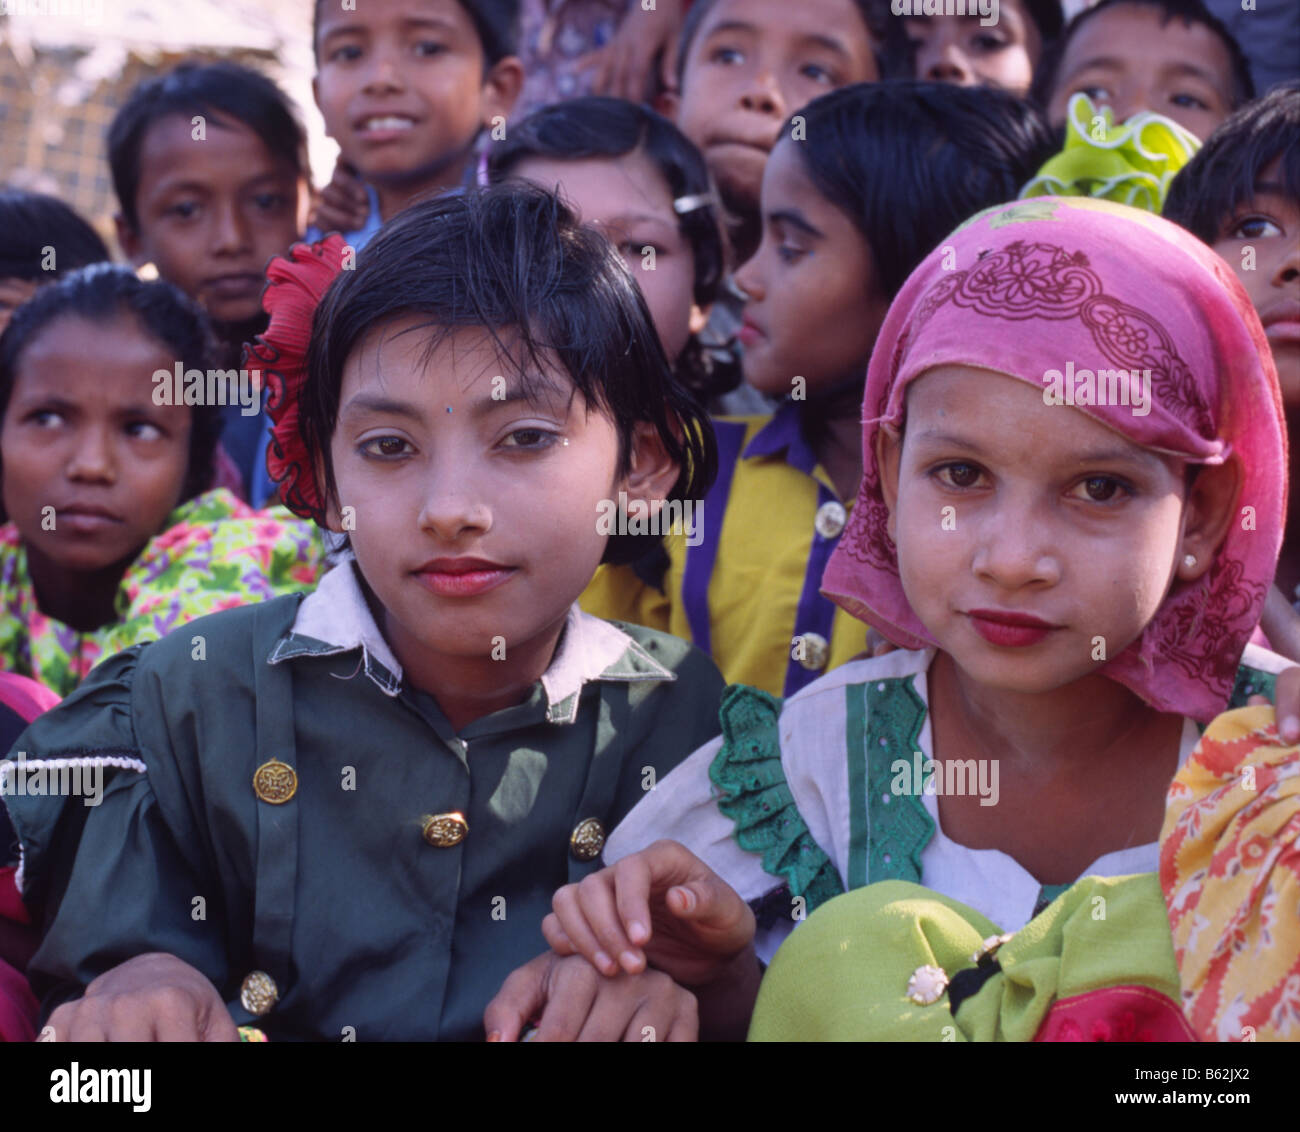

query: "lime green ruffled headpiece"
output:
1019 92 1201 213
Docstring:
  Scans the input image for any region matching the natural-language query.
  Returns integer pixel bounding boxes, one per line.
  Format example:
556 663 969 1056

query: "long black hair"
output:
302 182 717 566
0 265 224 504
789 80 1058 298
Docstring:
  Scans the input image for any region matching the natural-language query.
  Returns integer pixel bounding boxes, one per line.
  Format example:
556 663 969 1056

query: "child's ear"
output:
876 424 904 545
114 213 143 264
1176 456 1242 583
618 422 681 520
688 302 710 337
653 90 680 121
481 55 525 127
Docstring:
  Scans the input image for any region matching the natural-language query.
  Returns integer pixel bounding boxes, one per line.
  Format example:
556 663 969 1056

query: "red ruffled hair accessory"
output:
243 234 350 523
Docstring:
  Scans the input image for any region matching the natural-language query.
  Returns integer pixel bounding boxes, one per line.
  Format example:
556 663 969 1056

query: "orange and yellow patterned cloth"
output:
1161 705 1300 1042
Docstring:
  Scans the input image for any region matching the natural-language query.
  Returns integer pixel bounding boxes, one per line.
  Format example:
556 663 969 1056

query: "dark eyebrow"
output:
703 19 758 40
472 379 572 419
1249 181 1290 197
1161 60 1223 87
770 208 824 239
340 394 427 425
912 430 1164 470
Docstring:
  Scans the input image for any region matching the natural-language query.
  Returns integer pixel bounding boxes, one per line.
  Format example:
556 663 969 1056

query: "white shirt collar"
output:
269 556 675 723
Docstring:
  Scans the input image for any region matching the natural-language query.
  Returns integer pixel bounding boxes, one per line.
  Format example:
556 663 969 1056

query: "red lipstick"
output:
966 609 1060 648
413 557 515 598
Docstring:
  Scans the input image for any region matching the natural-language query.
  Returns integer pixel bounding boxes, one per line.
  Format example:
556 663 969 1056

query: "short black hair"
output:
1164 80 1300 244
1030 0 1255 114
109 60 309 232
676 0 882 91
0 191 110 281
0 265 224 504
312 0 521 66
789 80 1058 297
487 96 735 400
301 183 717 566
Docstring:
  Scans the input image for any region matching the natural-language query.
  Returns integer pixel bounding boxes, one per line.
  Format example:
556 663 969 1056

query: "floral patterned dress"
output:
0 489 325 697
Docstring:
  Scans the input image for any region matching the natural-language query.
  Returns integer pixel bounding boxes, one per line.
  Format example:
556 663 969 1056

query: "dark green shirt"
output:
5 559 726 1040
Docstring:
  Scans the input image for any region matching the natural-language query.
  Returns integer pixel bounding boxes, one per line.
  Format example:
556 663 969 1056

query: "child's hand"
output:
579 0 686 101
484 951 698 1042
43 952 239 1042
1246 657 1300 744
542 838 755 988
308 157 370 236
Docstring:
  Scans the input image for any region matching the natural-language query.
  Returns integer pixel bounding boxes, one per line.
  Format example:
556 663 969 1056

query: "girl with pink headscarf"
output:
498 196 1300 1042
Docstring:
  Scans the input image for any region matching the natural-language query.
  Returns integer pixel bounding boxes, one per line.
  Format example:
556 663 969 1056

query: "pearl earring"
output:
1184 554 1196 569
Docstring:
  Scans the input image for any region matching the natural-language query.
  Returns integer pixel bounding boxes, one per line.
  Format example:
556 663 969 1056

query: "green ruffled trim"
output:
862 677 935 884
709 684 844 915
1020 92 1200 213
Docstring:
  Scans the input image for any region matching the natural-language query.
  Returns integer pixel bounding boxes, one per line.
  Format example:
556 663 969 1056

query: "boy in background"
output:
108 60 311 499
1031 0 1255 142
308 0 524 245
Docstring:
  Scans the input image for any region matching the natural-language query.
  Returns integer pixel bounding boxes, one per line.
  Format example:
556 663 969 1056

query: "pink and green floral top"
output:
0 489 325 697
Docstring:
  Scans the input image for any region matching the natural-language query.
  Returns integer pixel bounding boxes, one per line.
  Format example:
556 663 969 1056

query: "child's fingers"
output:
619 979 698 1044
532 958 600 1041
483 952 553 1042
610 851 659 947
577 865 648 973
1271 666 1300 743
552 877 632 975
540 911 577 956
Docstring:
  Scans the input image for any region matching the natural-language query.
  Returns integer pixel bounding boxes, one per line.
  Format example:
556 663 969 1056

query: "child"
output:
5 184 727 1042
109 59 312 499
581 81 1056 697
308 0 525 247
516 198 1296 1039
1165 82 1300 655
0 266 324 697
1031 0 1255 143
0 191 109 338
487 95 737 406
900 0 1062 96
661 0 881 266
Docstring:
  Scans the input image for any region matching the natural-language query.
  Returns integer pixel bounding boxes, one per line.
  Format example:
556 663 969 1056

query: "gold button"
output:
422 812 468 848
253 759 297 804
569 817 606 862
240 970 279 1016
794 632 829 672
814 501 847 539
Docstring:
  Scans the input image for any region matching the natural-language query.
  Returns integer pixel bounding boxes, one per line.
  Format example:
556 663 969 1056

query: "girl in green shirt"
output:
4 184 726 1041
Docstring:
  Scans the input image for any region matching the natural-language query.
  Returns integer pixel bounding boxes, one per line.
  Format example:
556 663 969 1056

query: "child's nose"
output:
417 479 493 543
971 519 1061 589
211 201 252 255
361 52 406 96
923 43 974 86
739 69 785 118
734 254 764 301
1271 239 1300 288
66 428 116 483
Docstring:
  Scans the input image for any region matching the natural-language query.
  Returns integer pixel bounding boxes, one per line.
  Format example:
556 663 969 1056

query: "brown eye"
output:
1084 476 1118 501
942 463 980 488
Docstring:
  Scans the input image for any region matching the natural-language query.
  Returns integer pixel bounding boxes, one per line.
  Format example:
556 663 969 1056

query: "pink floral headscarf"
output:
822 197 1287 723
